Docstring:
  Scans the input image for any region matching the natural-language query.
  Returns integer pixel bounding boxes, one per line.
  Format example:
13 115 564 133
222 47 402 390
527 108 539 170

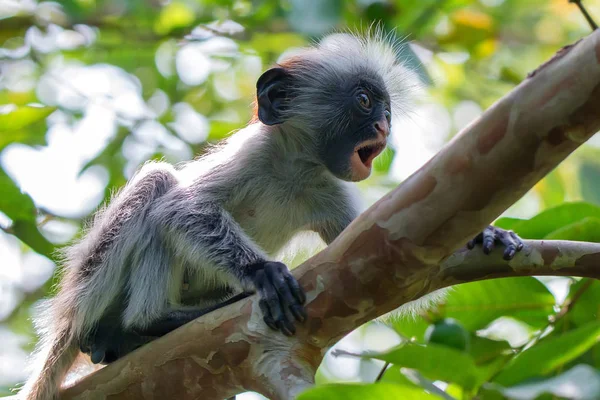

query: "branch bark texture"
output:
61 31 600 400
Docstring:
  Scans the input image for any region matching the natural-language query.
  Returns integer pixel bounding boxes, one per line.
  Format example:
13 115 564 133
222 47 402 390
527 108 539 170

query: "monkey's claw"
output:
467 226 524 260
248 261 307 336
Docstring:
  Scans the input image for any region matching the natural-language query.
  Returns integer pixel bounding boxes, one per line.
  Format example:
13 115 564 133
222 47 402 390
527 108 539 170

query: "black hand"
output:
245 261 307 336
467 226 524 260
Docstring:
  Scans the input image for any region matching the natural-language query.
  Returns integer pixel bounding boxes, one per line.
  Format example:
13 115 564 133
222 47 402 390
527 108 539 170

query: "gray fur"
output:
20 31 419 399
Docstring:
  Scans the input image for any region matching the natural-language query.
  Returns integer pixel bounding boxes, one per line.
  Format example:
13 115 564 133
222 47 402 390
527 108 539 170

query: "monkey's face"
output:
256 65 392 182
318 76 392 182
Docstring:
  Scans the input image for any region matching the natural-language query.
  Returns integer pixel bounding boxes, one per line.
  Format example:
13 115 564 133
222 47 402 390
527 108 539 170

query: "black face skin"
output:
320 73 392 181
257 67 392 181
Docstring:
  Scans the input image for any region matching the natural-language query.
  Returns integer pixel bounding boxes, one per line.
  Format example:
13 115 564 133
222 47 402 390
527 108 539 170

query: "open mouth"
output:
349 136 387 180
355 138 386 168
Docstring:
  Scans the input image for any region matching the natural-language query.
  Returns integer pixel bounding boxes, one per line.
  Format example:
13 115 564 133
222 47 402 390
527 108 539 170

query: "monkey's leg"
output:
83 327 156 364
83 292 253 363
80 302 157 364
136 291 253 337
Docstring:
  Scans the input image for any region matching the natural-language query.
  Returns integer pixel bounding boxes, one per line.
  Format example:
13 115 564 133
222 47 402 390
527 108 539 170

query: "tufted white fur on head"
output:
279 28 423 124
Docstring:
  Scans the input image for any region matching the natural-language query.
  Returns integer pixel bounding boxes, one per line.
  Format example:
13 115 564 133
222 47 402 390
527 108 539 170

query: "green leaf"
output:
566 279 600 328
379 366 420 386
153 1 195 35
507 202 600 239
343 342 481 389
469 336 512 365
388 313 430 342
441 278 555 331
0 168 36 222
498 364 600 400
208 121 240 141
373 146 395 174
580 161 600 205
12 220 55 260
298 383 441 400
493 217 525 230
0 105 55 150
544 217 600 242
0 168 55 259
535 171 565 209
494 321 600 386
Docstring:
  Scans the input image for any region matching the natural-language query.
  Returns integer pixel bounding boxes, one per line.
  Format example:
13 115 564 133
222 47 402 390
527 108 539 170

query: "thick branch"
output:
61 30 600 400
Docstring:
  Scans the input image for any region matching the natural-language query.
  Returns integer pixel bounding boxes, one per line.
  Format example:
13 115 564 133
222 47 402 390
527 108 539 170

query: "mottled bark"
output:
61 30 600 400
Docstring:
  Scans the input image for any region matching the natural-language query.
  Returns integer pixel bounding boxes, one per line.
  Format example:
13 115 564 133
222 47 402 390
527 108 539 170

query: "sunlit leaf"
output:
298 382 441 400
388 313 430 342
373 147 395 174
12 220 55 260
337 342 481 389
506 202 600 239
494 217 525 230
496 364 600 400
441 278 555 331
0 105 55 150
544 217 600 242
154 1 195 35
494 321 600 386
0 168 36 222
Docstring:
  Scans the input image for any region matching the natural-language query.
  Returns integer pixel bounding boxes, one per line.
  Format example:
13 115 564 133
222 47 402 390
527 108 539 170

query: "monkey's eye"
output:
384 109 391 124
356 92 371 110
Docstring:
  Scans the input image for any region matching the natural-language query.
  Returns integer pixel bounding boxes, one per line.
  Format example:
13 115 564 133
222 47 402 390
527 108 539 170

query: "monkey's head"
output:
255 31 418 182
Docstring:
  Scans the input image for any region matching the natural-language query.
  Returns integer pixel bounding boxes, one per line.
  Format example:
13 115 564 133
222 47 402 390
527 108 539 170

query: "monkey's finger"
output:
284 273 306 304
266 264 305 323
466 232 484 249
510 231 525 251
277 319 296 336
258 280 295 335
481 227 496 254
290 304 307 323
503 245 517 260
497 230 522 260
259 299 278 331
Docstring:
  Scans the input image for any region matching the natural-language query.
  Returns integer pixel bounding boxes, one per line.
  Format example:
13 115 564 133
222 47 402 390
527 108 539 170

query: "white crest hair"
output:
279 26 423 122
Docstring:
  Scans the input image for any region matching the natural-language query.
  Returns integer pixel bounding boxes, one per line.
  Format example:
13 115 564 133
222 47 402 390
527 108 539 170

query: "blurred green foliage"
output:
3 0 600 399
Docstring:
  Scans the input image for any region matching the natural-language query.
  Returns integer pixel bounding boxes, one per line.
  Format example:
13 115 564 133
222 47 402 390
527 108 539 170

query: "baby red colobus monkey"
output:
20 31 522 400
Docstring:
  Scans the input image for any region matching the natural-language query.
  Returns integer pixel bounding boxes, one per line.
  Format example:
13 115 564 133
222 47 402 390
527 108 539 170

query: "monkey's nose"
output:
374 119 390 136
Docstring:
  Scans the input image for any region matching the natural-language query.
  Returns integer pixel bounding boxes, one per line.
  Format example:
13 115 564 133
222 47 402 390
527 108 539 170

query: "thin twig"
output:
570 0 598 30
374 362 390 382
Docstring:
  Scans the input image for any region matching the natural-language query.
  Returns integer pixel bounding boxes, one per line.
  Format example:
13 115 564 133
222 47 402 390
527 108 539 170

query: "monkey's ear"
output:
256 67 290 126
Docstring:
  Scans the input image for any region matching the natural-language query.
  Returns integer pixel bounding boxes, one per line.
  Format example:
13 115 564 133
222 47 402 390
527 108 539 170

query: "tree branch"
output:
61 30 600 400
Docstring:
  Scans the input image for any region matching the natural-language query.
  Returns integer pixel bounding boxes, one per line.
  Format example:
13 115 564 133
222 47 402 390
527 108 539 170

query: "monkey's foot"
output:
467 225 524 260
246 261 307 336
81 329 155 364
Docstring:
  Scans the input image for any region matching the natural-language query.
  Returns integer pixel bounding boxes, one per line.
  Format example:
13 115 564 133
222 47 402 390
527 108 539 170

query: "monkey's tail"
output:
19 301 79 400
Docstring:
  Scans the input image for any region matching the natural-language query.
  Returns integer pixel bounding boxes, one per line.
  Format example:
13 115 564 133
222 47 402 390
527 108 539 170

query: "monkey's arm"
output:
150 197 306 335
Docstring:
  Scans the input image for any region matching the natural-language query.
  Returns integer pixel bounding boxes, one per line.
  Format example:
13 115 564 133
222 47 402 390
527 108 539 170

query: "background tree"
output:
2 0 600 399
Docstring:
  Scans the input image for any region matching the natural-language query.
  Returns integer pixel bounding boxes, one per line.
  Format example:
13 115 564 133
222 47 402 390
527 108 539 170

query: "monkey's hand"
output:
467 225 524 260
244 261 307 336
